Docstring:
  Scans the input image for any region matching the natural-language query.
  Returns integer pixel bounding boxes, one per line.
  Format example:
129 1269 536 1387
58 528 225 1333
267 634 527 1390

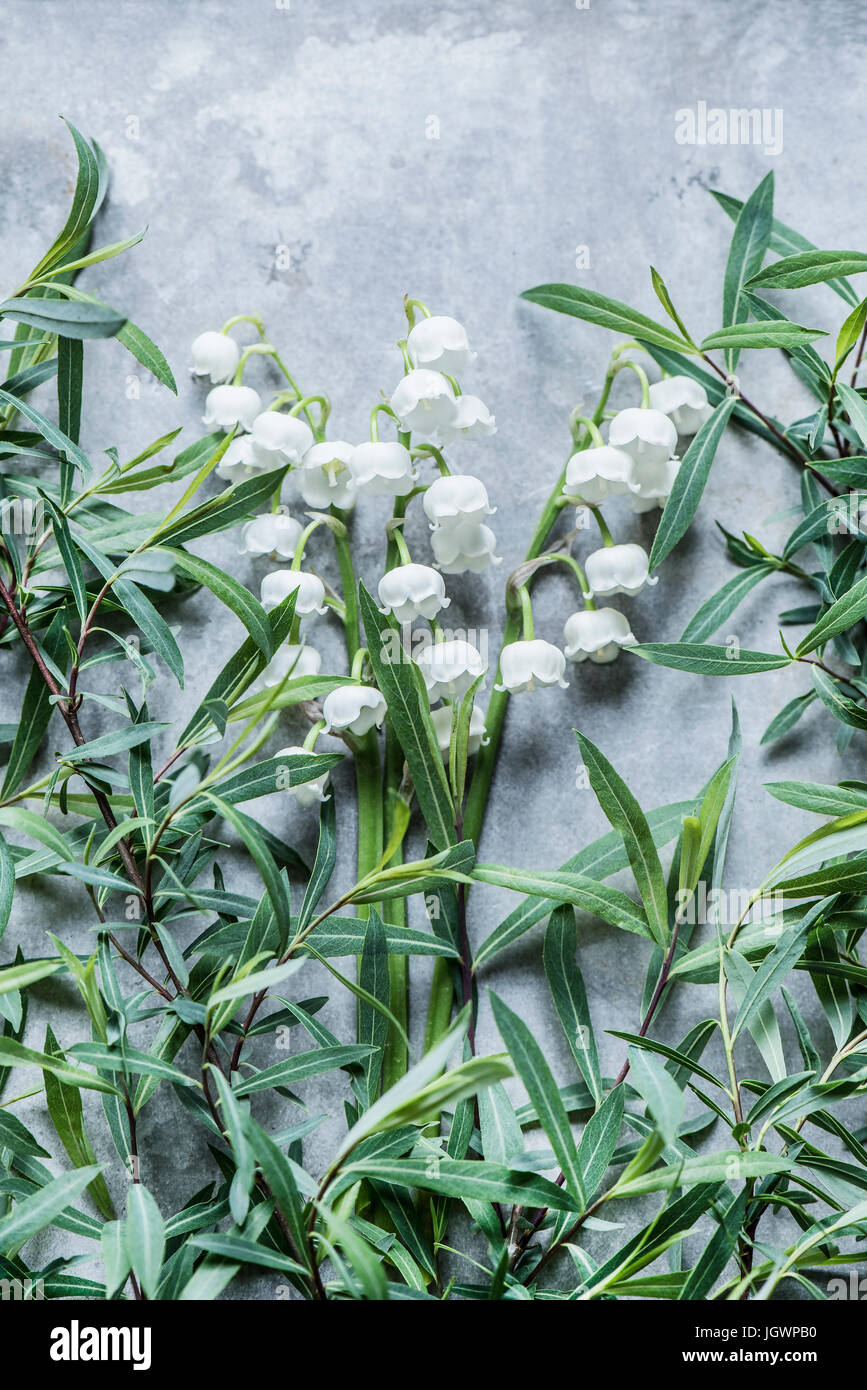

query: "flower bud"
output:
275 745 330 807
563 607 637 663
407 315 474 373
390 370 458 437
377 563 450 623
260 569 327 615
649 375 712 436
202 384 262 432
416 639 486 702
322 685 387 736
348 441 417 497
585 543 656 598
190 331 240 384
495 639 568 693
608 407 677 468
239 512 304 559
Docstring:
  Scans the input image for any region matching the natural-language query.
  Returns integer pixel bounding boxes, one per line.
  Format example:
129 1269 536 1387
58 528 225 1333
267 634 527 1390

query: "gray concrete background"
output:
1 0 865 1297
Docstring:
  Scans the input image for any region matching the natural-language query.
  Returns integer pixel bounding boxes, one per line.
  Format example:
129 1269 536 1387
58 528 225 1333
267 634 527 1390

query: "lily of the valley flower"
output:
416 639 486 702
297 441 356 509
430 521 501 574
390 369 458 437
239 512 304 559
627 454 681 513
260 569 327 615
348 441 417 496
495 639 568 693
585 542 656 598
250 411 314 465
216 436 267 482
423 474 495 528
563 444 635 504
190 331 240 384
430 701 488 756
254 642 322 692
608 407 677 468
438 394 496 444
407 315 474 373
202 384 262 432
649 375 713 436
322 685 387 736
563 607 637 663
276 744 330 807
377 563 450 623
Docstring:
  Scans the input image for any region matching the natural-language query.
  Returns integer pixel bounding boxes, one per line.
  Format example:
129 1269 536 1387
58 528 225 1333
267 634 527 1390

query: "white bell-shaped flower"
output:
202 384 262 432
216 436 270 482
563 607 637 663
649 375 713 436
239 512 304 560
407 316 474 373
322 685 387 736
626 454 681 513
297 441 356 509
390 370 458 437
275 745 330 808
260 569 327 615
250 411 314 466
430 702 488 756
190 331 240 384
423 474 494 528
348 441 417 497
608 407 677 468
377 563 450 623
563 444 635 504
430 521 501 574
254 642 322 692
585 543 657 598
438 395 496 444
416 639 486 702
495 639 568 694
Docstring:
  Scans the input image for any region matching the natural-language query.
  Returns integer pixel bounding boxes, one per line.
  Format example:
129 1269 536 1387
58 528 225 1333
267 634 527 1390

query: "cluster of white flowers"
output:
557 375 712 664
190 311 502 800
190 315 713 804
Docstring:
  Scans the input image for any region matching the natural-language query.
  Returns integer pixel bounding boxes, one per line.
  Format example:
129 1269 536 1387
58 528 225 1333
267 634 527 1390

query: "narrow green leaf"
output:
520 283 692 352
575 734 669 946
629 642 791 676
490 991 584 1209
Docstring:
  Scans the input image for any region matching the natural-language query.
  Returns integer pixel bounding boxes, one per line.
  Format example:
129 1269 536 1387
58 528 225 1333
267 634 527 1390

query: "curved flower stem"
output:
387 522 413 566
569 414 604 448
591 506 616 548
412 443 450 477
370 402 400 441
232 343 277 383
221 313 265 336
609 358 650 407
533 549 594 605
289 394 330 439
517 585 534 640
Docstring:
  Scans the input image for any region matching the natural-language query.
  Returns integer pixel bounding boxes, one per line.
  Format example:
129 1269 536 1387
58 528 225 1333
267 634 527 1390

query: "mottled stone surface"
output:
1 0 864 1298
